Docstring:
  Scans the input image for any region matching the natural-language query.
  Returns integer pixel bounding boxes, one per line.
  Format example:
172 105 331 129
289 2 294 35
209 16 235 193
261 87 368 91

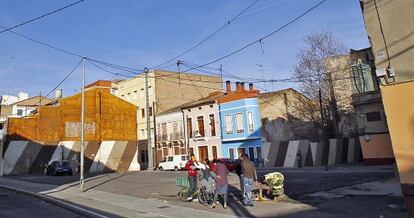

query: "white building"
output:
182 92 224 162
11 95 52 117
155 109 185 162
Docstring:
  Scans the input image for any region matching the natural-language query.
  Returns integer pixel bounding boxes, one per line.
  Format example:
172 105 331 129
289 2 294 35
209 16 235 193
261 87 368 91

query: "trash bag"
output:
264 172 284 196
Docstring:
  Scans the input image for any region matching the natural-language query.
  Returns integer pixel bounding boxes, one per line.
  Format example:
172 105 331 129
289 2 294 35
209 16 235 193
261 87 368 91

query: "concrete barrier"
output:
283 140 310 167
328 139 344 165
310 142 323 166
347 138 360 163
2 140 139 175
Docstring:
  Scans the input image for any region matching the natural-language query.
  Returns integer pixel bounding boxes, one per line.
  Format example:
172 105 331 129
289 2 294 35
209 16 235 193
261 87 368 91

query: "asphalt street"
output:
0 187 81 218
4 168 406 217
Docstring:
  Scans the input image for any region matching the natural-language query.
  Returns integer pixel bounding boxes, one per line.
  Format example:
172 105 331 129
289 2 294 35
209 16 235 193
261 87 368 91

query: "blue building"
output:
218 81 263 164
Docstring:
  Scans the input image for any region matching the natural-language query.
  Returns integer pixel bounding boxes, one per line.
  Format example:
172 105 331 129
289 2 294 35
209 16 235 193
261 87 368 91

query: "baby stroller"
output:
198 173 215 206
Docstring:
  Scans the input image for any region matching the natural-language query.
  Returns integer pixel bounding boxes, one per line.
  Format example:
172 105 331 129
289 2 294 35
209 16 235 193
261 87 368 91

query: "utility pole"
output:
319 89 328 165
80 56 86 191
257 64 267 92
145 68 153 171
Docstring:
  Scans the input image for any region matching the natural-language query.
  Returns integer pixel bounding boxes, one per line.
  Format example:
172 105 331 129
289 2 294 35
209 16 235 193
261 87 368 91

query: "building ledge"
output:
352 91 382 105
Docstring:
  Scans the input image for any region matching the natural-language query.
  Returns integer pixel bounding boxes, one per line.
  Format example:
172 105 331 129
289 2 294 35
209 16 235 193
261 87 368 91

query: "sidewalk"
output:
257 164 396 173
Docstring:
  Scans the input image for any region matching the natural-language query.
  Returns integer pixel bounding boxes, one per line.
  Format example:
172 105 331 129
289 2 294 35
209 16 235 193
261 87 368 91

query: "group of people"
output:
184 153 257 209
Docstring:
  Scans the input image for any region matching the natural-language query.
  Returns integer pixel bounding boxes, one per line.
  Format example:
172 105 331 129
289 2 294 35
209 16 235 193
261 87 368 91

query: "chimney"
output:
235 82 241 92
249 83 254 92
241 82 245 92
225 80 231 93
54 89 62 100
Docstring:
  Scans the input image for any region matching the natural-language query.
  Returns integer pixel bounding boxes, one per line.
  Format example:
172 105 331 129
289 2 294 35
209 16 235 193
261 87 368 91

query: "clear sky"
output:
0 0 370 97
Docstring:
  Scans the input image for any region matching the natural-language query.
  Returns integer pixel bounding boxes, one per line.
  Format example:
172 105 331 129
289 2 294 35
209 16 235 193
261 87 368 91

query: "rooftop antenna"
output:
11 57 16 95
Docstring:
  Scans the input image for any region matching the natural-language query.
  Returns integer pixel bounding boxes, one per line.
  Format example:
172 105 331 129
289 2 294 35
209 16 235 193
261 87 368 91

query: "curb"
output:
0 184 110 218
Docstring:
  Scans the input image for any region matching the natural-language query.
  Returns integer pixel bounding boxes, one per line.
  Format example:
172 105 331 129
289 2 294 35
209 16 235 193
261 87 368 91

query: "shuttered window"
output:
225 115 233 134
235 113 244 133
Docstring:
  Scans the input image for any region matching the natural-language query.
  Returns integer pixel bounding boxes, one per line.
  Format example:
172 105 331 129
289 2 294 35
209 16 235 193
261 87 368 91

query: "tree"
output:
293 30 349 138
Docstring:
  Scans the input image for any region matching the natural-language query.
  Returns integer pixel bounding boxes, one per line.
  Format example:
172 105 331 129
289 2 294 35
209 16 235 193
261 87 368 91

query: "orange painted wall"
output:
7 88 137 142
381 81 414 184
359 134 394 160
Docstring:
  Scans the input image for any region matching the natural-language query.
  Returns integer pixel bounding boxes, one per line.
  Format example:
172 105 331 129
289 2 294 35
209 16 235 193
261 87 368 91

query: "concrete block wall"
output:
310 142 324 166
262 138 360 168
2 140 139 175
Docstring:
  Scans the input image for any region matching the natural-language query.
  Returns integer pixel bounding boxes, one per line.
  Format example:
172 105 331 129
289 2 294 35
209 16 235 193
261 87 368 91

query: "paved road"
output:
6 168 406 217
0 187 81 218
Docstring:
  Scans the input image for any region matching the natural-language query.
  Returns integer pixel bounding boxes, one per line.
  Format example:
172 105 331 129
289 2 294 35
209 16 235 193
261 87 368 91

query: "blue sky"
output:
0 0 370 97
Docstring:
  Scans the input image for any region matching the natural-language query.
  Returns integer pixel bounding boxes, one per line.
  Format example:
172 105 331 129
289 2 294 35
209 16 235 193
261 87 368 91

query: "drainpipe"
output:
183 111 188 155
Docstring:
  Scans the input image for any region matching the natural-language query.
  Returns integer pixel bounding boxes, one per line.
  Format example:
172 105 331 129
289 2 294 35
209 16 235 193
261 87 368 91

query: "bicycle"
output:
176 175 215 206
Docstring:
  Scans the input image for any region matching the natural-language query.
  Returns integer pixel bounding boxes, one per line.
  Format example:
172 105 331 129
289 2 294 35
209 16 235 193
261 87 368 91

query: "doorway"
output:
198 146 209 162
237 147 246 158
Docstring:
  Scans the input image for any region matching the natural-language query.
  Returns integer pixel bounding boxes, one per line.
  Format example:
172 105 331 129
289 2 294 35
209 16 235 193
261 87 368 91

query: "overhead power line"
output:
150 0 259 70
0 24 145 74
181 0 328 73
0 0 86 34
23 58 83 113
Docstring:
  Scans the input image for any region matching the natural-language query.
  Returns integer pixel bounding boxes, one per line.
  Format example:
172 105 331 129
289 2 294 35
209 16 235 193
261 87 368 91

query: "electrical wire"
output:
0 25 145 74
373 0 391 68
0 0 86 34
181 0 328 73
22 58 83 114
150 0 259 70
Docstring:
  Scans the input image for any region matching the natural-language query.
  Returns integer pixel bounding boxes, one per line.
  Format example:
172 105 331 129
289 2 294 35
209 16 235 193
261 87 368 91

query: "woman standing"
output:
210 159 229 209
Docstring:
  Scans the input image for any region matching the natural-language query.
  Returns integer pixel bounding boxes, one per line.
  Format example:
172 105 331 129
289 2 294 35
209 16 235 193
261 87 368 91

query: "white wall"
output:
183 102 222 160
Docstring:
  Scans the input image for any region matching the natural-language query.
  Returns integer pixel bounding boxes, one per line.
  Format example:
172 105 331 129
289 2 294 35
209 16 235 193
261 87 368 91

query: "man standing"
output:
236 155 244 197
241 154 257 206
185 154 198 201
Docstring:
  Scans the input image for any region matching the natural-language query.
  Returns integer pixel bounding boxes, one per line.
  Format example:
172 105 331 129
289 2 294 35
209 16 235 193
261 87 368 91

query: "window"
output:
172 121 178 139
366 112 381 122
197 116 205 137
140 150 148 163
256 147 262 161
121 95 125 98
167 156 173 162
133 90 138 99
141 109 145 118
149 107 153 117
212 146 217 160
247 111 254 132
248 147 255 161
187 118 193 138
148 86 152 96
225 115 233 134
161 123 167 140
209 114 216 136
189 148 194 156
140 129 145 138
181 155 188 161
235 113 244 133
229 148 235 159
237 148 246 158
17 109 23 116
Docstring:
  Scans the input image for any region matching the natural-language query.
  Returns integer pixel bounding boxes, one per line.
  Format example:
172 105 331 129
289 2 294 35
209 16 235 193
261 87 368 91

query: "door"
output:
212 146 218 160
198 146 209 162
237 147 246 159
248 147 255 161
